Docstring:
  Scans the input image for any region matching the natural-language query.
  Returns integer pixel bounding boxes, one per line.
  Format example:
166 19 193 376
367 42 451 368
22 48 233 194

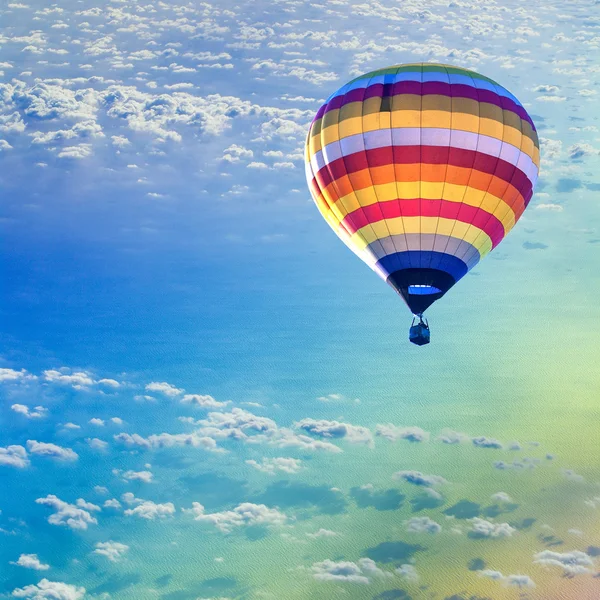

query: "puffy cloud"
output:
86 438 108 451
0 368 35 382
491 492 514 504
117 469 153 483
437 429 468 444
246 457 303 475
145 381 183 397
568 143 599 160
471 436 503 449
533 550 595 575
535 203 563 212
11 579 85 599
26 441 78 461
124 500 175 520
185 502 286 533
539 137 562 160
10 554 50 570
306 528 338 539
0 445 29 468
294 418 373 446
376 424 429 443
393 470 447 487
312 558 391 584
181 394 230 408
43 369 94 389
93 541 129 562
405 516 441 534
396 564 419 583
11 404 48 419
479 569 535 588
89 418 104 426
221 144 253 163
114 431 220 452
469 518 516 539
35 495 100 530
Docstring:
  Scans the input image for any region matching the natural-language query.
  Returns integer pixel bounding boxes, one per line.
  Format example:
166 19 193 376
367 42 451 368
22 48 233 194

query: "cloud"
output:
145 381 183 397
469 518 516 539
26 441 78 461
114 431 220 452
10 554 50 570
376 424 429 443
437 429 468 444
11 579 85 600
11 404 48 419
35 495 100 530
93 541 129 562
181 394 230 408
312 558 391 584
294 418 373 446
395 563 419 583
405 516 441 534
0 368 35 382
124 500 175 520
184 502 286 533
471 436 503 449
568 143 599 160
393 470 447 487
0 445 29 468
306 528 338 539
479 569 535 588
533 550 595 575
115 469 153 483
246 457 302 475
43 369 95 389
86 438 108 451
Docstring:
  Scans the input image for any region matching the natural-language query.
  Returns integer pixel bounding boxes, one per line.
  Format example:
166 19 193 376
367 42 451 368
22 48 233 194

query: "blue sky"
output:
1 0 600 599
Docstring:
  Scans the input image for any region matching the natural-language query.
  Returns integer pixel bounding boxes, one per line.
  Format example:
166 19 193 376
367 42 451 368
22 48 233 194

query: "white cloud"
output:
405 516 441 534
145 381 183 397
0 445 29 469
10 554 50 570
469 518 516 538
181 394 230 408
86 438 109 451
185 502 286 533
479 570 535 588
294 418 373 446
0 368 35 382
26 441 78 462
312 558 391 584
246 457 302 475
376 424 430 443
93 541 129 562
11 404 48 419
124 500 175 520
11 579 85 600
534 550 595 575
43 369 94 389
393 470 447 487
118 469 153 483
35 495 100 530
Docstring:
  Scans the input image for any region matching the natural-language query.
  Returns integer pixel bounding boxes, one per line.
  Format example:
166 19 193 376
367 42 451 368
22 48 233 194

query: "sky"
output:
1 0 600 599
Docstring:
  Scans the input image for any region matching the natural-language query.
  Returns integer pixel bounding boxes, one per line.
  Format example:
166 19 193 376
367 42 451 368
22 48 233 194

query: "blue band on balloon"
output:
376 252 469 283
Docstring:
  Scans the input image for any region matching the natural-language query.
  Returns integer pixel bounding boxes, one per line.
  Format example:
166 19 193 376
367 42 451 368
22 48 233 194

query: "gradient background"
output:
1 0 599 598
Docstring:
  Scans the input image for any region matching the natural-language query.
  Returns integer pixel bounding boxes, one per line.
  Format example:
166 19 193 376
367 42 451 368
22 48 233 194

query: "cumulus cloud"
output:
93 541 129 562
145 381 183 397
11 579 86 599
181 394 230 408
115 469 153 483
184 502 286 533
11 404 48 419
0 445 29 468
114 431 220 452
405 516 441 534
312 558 391 584
471 436 503 449
393 470 447 487
376 424 429 443
469 518 516 539
294 418 373 446
246 457 302 475
26 441 78 461
124 500 175 520
479 569 535 588
533 550 595 575
35 495 100 530
10 554 50 570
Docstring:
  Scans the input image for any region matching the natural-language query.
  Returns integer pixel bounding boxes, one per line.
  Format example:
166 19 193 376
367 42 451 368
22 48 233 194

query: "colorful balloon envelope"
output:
305 63 539 343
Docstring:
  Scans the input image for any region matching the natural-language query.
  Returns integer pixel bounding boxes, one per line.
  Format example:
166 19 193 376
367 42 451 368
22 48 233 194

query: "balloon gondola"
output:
304 63 539 345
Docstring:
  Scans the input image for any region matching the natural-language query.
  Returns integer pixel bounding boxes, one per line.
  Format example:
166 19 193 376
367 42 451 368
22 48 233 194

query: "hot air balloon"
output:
305 63 539 345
